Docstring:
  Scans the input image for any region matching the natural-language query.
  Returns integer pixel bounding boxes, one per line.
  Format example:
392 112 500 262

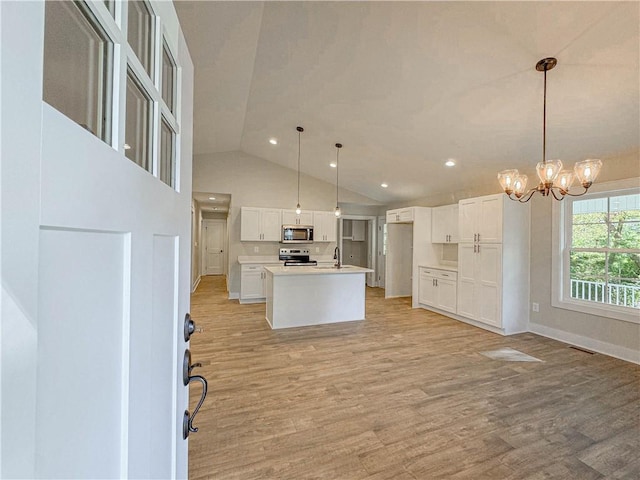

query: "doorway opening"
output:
338 215 379 287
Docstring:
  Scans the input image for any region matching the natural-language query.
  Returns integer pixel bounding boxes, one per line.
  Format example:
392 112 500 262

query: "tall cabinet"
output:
457 194 530 334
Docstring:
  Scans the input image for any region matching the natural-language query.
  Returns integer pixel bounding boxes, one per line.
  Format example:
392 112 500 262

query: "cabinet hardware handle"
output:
478 245 480 253
477 233 480 242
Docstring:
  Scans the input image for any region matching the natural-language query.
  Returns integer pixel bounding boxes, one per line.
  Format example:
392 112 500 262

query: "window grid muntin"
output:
566 190 640 310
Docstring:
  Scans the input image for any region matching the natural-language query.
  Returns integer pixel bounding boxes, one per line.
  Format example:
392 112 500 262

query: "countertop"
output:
264 265 374 276
419 264 458 272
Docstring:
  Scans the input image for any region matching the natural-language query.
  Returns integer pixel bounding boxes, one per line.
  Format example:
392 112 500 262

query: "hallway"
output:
188 276 639 479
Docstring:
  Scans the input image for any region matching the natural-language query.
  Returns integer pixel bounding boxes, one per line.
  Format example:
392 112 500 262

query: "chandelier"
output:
498 57 602 202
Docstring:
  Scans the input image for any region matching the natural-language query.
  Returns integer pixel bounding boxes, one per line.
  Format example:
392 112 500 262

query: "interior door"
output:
203 219 225 275
1 3 194 478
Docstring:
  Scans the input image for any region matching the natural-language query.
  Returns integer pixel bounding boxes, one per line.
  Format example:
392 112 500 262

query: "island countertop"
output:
263 265 373 276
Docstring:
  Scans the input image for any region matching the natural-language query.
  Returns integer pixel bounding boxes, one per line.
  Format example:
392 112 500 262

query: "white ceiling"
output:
175 1 639 204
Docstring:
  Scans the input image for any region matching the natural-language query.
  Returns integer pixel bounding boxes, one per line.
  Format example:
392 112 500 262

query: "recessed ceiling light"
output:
208 196 216 200
445 159 456 167
381 183 388 188
329 162 337 168
269 138 278 145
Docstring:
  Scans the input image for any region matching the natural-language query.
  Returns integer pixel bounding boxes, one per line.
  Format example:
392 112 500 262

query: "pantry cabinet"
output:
431 204 459 243
240 207 281 241
314 211 337 242
456 194 529 334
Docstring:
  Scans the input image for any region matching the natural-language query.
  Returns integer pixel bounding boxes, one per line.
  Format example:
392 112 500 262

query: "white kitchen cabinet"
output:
240 264 267 302
386 208 414 224
241 207 281 242
456 194 529 334
458 194 502 244
419 267 457 314
282 209 314 226
431 204 459 243
352 220 366 241
314 211 337 242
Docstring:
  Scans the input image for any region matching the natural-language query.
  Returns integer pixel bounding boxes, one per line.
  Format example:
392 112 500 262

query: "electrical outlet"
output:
532 302 539 312
253 246 259 253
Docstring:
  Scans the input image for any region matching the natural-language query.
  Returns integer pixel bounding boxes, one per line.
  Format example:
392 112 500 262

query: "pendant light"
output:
334 143 342 218
295 126 304 214
498 57 602 202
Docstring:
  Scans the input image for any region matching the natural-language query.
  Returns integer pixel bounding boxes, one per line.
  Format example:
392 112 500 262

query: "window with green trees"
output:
568 191 640 309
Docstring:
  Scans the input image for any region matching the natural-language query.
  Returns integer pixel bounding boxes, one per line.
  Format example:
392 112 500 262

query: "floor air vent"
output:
569 345 595 355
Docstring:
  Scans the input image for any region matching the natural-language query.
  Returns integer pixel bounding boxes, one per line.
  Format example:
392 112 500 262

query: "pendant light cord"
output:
543 67 547 166
335 145 340 206
297 129 301 205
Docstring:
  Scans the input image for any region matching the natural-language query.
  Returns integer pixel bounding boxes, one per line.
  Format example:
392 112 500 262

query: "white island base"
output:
264 265 373 329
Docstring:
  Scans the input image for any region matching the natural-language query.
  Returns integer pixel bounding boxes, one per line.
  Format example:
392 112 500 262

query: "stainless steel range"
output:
278 247 317 266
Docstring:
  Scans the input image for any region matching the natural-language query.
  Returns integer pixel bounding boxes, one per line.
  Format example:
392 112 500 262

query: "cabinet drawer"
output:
421 268 457 281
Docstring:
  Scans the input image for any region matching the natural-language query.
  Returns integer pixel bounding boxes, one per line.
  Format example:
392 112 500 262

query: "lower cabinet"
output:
418 267 457 314
240 265 266 302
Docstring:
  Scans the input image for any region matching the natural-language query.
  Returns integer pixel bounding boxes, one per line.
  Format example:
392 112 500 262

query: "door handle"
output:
183 350 208 439
183 313 202 342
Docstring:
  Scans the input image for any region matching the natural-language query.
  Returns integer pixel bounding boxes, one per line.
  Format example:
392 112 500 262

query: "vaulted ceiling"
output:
175 1 639 204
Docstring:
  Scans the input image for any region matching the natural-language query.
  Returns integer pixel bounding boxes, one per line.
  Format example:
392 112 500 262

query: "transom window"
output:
556 186 640 322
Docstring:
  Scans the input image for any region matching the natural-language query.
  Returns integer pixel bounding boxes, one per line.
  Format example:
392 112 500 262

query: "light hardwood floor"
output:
189 275 639 480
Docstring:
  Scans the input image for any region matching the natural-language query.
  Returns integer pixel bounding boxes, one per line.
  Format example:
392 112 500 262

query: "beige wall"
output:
529 151 639 362
193 150 381 296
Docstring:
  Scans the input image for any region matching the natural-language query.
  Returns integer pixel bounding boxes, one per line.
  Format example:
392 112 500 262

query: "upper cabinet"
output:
282 209 314 226
240 207 281 241
386 208 414 224
314 211 337 242
458 194 503 244
431 204 459 243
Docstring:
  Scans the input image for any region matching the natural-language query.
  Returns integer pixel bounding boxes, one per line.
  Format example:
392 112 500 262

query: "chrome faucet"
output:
333 246 341 268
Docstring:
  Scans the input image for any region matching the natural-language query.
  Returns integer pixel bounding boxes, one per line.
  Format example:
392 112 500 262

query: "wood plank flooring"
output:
189 275 639 479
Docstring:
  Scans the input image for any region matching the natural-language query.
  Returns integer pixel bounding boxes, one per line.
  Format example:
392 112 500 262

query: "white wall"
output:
193 150 381 296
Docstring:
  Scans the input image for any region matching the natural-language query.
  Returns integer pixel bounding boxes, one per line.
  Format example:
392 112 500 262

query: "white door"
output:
1 3 194 478
203 219 225 275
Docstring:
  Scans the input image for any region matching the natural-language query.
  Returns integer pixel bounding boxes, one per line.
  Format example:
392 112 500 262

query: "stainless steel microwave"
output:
281 225 314 243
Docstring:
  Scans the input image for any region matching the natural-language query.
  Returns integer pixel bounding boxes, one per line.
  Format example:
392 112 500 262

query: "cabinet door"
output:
241 267 265 299
458 199 477 243
386 210 398 224
352 220 366 241
457 243 477 319
447 205 459 243
261 209 282 241
431 206 447 243
419 270 436 307
398 208 414 222
240 207 261 241
323 213 337 242
478 195 503 243
477 244 501 327
437 278 457 314
299 211 314 226
281 210 298 225
314 211 336 242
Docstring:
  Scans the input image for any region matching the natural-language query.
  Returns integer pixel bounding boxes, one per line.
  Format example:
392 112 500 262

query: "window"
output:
127 0 154 78
161 42 176 113
43 1 113 142
125 69 152 171
555 186 640 322
159 118 175 187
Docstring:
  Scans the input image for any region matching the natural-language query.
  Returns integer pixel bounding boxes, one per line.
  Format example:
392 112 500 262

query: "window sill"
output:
552 297 640 325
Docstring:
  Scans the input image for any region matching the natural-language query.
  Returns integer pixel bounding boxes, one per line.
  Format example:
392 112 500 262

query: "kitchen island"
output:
263 265 374 329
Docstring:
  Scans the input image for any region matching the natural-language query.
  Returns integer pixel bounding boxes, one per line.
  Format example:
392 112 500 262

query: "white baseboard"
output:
191 276 201 293
529 322 640 365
